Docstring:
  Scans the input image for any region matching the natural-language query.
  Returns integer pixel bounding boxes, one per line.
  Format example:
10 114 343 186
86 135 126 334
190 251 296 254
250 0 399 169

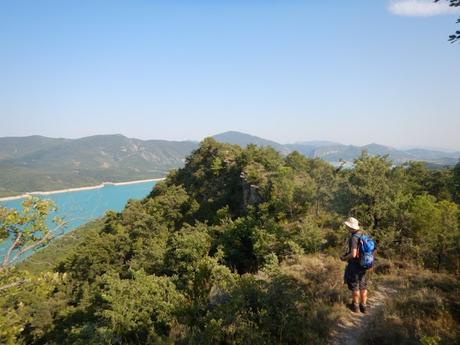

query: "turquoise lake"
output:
0 181 157 261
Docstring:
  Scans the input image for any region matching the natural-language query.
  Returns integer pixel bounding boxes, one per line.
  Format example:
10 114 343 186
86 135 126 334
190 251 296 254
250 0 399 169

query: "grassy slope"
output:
361 265 460 345
17 219 104 275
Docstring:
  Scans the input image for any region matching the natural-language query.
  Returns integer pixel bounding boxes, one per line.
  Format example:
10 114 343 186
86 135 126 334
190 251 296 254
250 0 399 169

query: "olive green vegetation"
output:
1 138 459 344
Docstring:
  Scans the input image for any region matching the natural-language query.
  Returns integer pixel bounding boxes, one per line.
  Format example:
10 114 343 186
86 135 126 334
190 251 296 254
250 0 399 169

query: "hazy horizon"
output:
1 0 459 150
1 131 459 152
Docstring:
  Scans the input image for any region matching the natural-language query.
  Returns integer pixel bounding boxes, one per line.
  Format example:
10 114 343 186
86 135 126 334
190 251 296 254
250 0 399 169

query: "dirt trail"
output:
330 284 397 345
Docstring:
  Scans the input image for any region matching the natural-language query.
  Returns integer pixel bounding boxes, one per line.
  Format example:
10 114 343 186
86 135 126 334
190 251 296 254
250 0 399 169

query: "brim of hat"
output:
344 221 360 230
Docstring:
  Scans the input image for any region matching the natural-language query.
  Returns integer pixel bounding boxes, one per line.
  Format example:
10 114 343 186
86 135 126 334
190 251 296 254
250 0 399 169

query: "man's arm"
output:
340 248 358 261
340 236 359 261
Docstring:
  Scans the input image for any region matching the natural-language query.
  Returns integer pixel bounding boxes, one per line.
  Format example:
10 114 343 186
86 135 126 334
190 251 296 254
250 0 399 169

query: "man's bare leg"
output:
347 290 360 312
352 290 359 305
360 289 367 305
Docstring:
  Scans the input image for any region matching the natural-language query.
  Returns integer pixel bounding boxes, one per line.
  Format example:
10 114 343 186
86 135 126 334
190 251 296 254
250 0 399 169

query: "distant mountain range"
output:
0 135 198 197
0 131 458 197
213 131 460 166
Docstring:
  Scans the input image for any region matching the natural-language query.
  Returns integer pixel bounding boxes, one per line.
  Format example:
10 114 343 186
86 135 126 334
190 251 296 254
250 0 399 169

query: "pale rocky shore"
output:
0 178 165 202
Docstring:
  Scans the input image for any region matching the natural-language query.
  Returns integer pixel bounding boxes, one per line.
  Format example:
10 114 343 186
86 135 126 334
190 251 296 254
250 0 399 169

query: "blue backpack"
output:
353 233 376 269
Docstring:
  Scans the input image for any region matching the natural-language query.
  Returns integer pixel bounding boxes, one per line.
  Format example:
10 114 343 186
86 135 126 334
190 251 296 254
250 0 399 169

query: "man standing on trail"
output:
340 217 367 314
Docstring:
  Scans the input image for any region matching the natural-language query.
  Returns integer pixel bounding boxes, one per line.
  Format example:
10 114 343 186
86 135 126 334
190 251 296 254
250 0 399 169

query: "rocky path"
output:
330 284 396 345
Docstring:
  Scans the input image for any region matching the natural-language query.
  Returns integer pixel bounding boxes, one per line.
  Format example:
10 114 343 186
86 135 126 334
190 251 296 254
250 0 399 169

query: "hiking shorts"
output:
344 262 367 291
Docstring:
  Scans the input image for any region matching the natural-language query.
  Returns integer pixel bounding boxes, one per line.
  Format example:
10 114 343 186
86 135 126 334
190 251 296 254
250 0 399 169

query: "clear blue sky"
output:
0 0 459 149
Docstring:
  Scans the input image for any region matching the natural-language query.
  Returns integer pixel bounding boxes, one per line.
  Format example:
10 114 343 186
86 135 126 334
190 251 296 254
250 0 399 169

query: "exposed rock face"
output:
243 184 263 206
240 172 264 207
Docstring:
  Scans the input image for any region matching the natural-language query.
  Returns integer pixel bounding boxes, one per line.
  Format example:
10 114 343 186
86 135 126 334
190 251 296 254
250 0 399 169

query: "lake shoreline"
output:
0 178 165 202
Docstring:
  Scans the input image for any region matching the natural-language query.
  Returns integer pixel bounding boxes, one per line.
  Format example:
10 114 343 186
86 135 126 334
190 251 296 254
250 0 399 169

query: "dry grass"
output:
362 267 460 345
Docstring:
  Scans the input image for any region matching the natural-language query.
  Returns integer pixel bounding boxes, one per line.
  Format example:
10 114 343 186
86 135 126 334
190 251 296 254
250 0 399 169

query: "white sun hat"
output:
344 217 360 230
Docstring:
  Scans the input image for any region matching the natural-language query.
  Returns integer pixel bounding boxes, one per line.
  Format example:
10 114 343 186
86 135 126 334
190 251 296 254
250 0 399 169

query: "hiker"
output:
340 217 369 314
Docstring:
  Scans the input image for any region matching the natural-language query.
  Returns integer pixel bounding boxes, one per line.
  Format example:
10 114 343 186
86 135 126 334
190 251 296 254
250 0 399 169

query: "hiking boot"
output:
347 303 359 313
359 304 367 314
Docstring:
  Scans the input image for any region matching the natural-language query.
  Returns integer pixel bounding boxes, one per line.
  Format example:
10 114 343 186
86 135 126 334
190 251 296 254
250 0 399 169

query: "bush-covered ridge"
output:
1 138 459 344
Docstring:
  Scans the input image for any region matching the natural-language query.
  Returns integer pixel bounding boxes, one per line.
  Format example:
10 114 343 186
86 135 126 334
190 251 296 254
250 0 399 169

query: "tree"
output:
429 168 454 201
99 270 185 343
435 0 460 42
341 151 397 229
408 195 459 270
305 157 338 217
452 160 460 203
172 138 243 221
285 153 338 217
0 197 65 272
403 161 432 195
0 271 67 344
268 166 315 220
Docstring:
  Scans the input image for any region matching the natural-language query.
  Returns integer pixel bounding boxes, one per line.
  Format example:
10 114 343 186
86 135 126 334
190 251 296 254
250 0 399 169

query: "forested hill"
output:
1 138 459 344
0 135 198 197
1 132 459 197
